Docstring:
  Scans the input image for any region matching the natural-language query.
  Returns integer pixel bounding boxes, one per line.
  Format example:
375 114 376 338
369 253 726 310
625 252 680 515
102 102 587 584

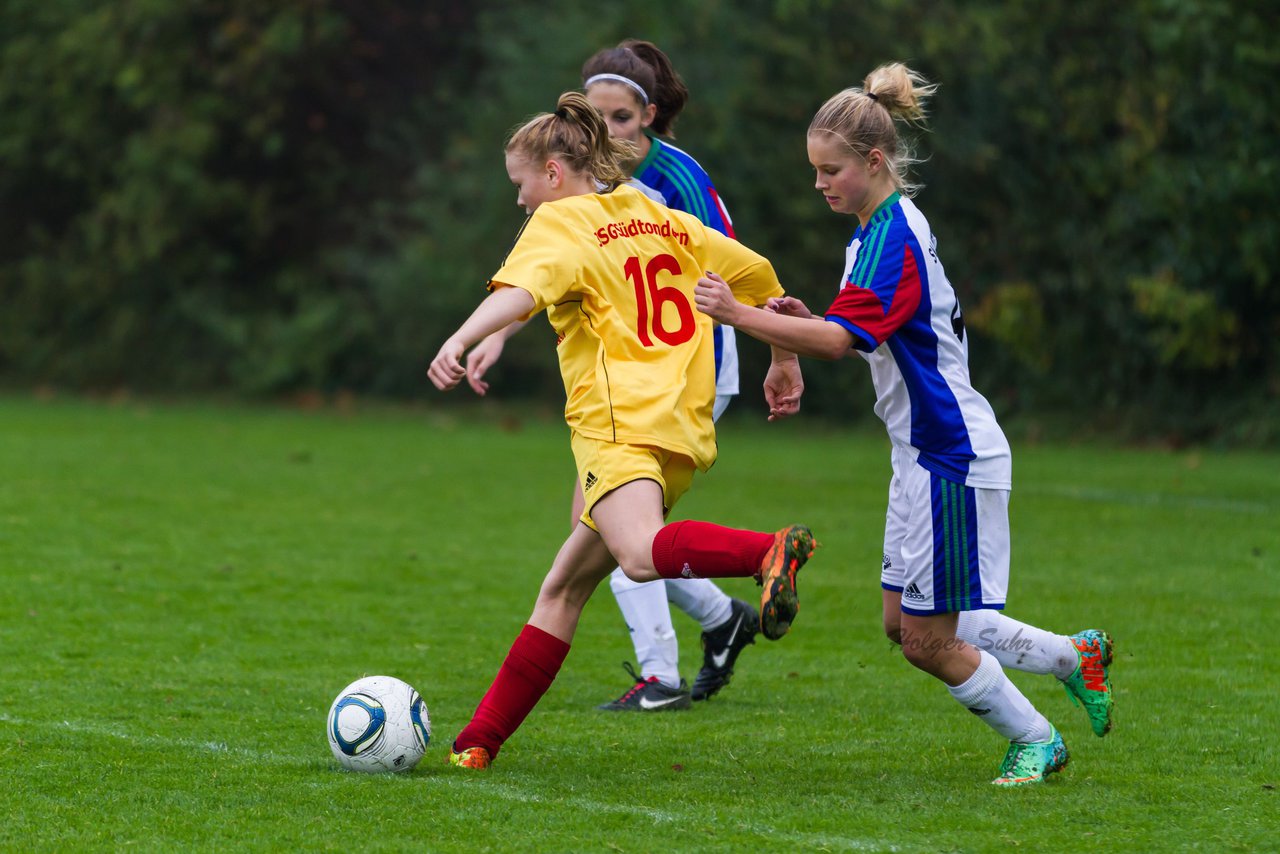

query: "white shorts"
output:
880 446 1009 615
712 393 732 422
713 325 740 398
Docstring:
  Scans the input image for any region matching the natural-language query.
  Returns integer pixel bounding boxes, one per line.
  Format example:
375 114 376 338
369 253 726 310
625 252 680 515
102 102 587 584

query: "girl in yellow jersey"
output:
467 40 768 711
428 91 818 770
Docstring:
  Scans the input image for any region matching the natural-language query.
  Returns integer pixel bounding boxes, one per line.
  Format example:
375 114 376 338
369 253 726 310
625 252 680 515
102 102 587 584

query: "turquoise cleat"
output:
992 726 1069 787
1062 629 1114 737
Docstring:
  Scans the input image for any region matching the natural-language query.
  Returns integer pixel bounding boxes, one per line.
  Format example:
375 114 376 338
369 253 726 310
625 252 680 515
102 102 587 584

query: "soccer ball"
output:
327 675 431 773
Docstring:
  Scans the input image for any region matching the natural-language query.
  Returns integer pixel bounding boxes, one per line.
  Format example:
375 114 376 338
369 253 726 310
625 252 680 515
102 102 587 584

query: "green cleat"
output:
1062 629 1114 737
992 726 1069 787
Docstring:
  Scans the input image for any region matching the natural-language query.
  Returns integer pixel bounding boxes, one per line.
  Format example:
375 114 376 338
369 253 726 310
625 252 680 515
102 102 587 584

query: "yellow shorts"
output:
570 432 696 531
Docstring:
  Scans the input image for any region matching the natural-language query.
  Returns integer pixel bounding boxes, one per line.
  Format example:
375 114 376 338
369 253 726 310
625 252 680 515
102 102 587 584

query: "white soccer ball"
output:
327 675 431 773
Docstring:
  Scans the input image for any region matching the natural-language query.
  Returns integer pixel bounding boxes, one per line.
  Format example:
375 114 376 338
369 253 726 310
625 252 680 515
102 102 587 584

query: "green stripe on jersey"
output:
938 479 969 613
655 149 711 223
850 191 902 287
853 211 891 288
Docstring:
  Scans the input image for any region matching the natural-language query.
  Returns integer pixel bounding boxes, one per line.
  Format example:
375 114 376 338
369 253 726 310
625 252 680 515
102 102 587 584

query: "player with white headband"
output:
583 72 650 104
577 40 756 713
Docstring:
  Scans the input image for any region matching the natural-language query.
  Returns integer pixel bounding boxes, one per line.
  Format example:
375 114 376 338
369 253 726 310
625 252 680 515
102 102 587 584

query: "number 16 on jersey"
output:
624 253 695 347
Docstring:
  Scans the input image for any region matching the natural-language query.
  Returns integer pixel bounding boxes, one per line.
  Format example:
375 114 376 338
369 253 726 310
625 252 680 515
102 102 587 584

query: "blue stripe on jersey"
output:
635 138 732 385
886 254 975 483
657 150 711 224
713 323 724 378
653 147 706 221
825 316 878 351
857 201 976 481
635 139 730 237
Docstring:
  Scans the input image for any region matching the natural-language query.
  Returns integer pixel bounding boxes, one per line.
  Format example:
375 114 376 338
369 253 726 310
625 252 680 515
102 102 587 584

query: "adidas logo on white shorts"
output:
903 582 927 602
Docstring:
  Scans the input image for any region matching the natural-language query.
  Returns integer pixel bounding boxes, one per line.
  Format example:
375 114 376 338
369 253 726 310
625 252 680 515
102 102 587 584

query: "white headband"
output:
584 73 649 105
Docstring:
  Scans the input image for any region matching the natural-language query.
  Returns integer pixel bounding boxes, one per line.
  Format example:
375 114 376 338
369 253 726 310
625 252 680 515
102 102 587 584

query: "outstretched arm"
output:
695 273 853 360
429 287 537 391
465 319 529 396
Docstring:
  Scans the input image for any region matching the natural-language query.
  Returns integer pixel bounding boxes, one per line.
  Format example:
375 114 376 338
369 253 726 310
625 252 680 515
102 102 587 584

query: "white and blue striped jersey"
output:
634 137 739 398
824 193 1011 489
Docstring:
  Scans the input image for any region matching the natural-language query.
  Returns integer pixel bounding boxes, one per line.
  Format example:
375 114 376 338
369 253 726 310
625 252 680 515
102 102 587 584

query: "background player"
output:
694 63 1114 786
429 91 818 770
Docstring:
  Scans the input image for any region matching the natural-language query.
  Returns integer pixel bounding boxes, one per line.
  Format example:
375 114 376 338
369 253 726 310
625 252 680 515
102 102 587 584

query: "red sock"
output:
453 624 570 758
651 520 774 579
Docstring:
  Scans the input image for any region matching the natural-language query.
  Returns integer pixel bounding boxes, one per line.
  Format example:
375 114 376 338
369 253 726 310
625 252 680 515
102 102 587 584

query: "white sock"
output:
956 610 1079 679
609 568 680 688
664 577 732 631
948 650 1054 744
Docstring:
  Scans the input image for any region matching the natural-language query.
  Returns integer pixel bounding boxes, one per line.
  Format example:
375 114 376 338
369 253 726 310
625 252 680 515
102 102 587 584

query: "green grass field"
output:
1 396 1276 852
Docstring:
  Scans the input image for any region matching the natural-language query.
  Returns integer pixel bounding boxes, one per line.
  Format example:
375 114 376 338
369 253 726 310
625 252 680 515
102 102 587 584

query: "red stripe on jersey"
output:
825 244 921 346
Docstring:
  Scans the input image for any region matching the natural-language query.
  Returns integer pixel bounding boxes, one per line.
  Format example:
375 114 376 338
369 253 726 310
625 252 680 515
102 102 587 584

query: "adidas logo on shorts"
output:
903 582 927 602
583 471 598 491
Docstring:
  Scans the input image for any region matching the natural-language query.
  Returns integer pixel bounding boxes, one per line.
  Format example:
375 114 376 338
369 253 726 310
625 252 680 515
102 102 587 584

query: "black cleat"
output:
597 662 691 712
691 598 758 701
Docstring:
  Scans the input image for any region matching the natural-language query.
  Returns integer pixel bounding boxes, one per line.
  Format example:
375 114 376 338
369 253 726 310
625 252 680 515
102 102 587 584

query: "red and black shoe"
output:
596 662 691 711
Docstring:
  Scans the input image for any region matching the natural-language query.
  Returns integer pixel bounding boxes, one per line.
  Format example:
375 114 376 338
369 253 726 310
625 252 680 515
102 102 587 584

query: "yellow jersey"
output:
489 185 783 470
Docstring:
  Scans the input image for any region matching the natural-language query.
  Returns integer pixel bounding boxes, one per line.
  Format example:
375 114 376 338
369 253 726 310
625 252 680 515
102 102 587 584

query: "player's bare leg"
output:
450 524 617 769
528 522 621 642
898 610 978 684
589 478 668 582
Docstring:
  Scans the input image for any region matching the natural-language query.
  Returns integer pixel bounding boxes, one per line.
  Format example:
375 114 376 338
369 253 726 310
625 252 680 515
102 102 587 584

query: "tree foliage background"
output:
3 0 1277 443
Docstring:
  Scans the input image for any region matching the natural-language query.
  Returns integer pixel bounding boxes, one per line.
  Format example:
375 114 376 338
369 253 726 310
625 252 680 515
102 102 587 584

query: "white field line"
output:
1 714 904 852
0 713 308 764
434 779 903 851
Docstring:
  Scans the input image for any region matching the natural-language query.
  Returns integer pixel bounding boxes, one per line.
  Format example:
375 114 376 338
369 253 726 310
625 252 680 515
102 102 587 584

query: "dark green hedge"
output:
3 0 1277 443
